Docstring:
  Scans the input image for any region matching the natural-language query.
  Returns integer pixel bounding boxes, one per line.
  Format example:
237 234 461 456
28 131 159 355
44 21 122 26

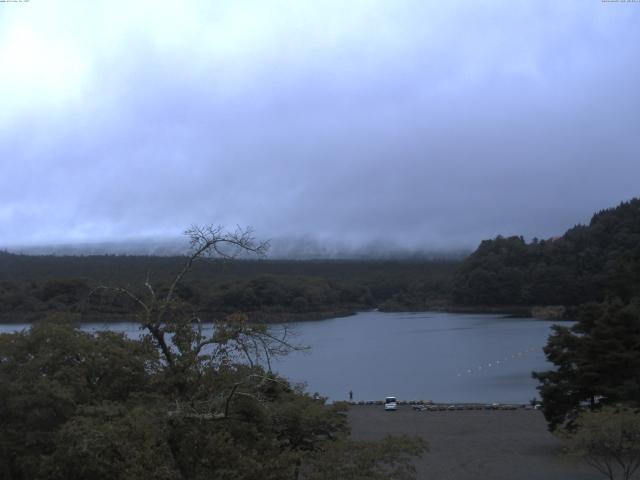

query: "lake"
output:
0 311 559 404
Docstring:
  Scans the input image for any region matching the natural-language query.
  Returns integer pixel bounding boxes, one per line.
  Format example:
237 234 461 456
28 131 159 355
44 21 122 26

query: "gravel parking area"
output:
348 406 602 480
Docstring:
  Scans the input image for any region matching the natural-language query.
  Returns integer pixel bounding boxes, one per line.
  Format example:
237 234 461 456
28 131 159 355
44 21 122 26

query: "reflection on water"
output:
0 311 562 403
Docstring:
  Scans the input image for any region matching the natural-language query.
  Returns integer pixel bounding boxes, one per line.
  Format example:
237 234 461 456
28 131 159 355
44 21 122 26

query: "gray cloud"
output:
1 0 639 254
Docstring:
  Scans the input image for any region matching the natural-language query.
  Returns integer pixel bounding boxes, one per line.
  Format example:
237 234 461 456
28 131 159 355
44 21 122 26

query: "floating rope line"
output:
456 346 540 377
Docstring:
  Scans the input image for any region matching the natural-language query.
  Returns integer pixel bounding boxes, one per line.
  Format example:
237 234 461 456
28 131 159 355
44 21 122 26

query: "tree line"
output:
453 198 640 308
0 253 456 323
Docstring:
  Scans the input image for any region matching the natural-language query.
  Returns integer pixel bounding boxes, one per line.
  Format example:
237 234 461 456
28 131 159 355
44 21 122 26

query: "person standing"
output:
349 390 353 401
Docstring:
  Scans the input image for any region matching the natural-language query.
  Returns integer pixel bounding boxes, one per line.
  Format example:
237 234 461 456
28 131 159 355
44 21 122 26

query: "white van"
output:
384 396 398 411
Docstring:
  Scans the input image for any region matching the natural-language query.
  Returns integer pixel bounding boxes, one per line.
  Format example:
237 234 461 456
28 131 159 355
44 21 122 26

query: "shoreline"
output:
0 305 573 325
0 309 359 325
344 400 532 409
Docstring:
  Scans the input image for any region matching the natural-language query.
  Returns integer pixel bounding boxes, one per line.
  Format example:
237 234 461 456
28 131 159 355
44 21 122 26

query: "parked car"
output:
384 396 398 411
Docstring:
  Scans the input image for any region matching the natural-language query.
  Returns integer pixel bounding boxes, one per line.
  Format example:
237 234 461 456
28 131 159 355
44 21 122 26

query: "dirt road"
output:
348 406 602 480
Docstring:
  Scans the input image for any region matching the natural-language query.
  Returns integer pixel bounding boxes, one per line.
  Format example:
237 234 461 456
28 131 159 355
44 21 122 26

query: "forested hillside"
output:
452 198 640 307
0 254 455 322
3 198 639 322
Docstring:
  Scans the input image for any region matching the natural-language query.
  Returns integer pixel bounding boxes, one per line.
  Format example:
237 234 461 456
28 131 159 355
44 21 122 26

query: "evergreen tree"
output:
533 298 640 431
453 198 640 307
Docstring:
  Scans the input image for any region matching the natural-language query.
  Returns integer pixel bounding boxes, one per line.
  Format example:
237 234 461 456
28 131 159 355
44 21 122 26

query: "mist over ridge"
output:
5 235 470 260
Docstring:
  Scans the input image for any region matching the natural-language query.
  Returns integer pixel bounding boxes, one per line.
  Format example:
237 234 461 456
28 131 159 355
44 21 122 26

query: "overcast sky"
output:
1 0 639 255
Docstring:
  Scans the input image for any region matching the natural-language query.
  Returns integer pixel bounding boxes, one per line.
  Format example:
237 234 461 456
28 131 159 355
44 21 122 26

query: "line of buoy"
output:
456 347 541 377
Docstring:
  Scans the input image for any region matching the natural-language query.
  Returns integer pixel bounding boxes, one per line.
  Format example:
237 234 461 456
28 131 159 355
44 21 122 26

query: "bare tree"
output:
91 225 305 372
90 224 311 419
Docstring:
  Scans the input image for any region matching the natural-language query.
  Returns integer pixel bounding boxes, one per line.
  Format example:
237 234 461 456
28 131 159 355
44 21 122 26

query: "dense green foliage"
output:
453 198 640 307
561 406 640 480
0 227 428 479
533 299 640 431
0 320 426 480
0 254 456 322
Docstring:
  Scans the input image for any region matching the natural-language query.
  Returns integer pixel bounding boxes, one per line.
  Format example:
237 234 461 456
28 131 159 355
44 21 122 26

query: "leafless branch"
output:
90 285 151 317
144 271 157 303
158 225 268 324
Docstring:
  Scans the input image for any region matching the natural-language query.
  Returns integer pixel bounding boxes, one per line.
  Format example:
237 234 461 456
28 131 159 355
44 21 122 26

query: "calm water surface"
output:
272 311 559 403
0 311 560 403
